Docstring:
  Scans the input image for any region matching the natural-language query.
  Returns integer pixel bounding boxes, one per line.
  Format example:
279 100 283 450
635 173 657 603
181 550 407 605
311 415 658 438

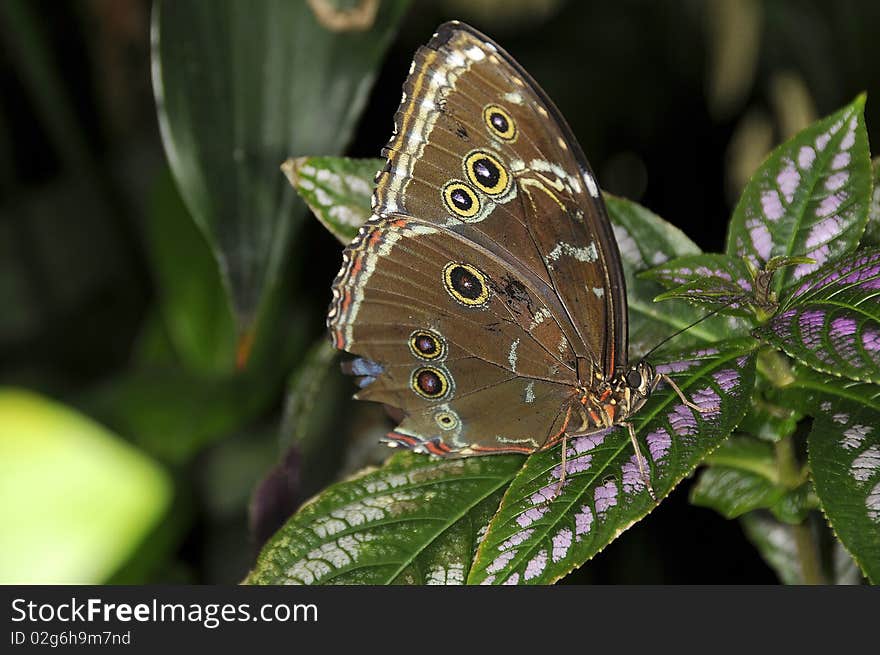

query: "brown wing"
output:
372 21 628 379
328 216 573 454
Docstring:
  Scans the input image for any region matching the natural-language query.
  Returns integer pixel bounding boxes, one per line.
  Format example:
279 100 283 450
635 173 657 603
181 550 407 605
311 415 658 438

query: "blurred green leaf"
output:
726 95 870 293
769 482 816 524
78 370 278 464
468 339 756 585
703 434 778 479
692 467 785 519
737 390 800 443
693 435 815 521
279 339 342 455
284 156 383 244
245 452 521 584
151 0 409 337
146 169 237 375
0 388 172 583
739 512 863 584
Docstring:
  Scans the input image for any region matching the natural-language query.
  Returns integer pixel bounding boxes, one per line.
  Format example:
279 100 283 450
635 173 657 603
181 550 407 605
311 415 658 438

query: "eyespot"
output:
434 409 460 431
443 262 490 307
626 369 642 389
409 329 446 361
411 366 451 400
442 181 481 218
464 150 510 196
483 104 516 141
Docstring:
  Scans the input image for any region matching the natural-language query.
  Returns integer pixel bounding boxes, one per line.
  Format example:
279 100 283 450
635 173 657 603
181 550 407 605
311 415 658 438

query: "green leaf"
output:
754 249 880 383
737 390 801 443
467 338 757 585
151 0 408 332
693 436 815 521
771 368 880 581
741 512 805 584
605 194 749 354
641 253 754 316
691 467 786 519
861 157 880 247
279 339 342 455
703 434 779 479
78 369 280 464
769 482 817 524
284 156 383 244
726 95 871 294
807 400 880 583
145 169 237 374
771 364 880 414
245 452 522 584
0 389 172 583
740 512 861 584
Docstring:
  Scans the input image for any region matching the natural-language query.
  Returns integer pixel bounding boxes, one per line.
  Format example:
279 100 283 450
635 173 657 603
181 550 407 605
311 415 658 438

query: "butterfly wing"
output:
329 215 573 454
372 21 628 377
328 21 627 455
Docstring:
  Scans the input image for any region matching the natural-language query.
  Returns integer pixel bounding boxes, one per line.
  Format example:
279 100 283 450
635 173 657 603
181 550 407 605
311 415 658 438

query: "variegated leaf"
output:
642 253 752 300
467 338 757 585
755 249 880 383
245 453 521 584
771 367 880 582
862 157 880 247
726 95 871 293
283 156 383 244
807 400 880 583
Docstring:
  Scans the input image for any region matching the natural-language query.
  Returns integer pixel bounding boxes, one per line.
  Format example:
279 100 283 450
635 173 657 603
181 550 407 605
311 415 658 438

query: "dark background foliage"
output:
2 0 878 583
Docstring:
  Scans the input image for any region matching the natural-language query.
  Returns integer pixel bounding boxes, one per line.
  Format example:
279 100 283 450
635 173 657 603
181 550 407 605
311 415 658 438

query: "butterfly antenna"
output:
639 298 740 363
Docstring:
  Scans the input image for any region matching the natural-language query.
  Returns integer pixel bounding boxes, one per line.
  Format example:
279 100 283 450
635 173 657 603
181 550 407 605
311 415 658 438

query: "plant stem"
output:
757 347 795 388
791 522 825 585
774 437 825 584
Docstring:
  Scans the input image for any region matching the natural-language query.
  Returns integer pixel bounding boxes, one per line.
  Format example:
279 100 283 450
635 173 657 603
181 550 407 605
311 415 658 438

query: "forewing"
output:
373 21 628 377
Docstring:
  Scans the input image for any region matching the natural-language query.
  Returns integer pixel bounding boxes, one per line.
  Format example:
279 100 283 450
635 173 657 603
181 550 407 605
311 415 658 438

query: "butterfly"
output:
327 21 704 497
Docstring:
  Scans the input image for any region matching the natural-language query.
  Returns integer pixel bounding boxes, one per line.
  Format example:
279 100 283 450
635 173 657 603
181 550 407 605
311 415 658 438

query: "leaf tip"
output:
281 157 307 188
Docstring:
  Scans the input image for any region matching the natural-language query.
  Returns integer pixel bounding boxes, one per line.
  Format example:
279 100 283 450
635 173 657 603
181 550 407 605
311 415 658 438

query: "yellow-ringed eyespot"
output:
442 181 481 219
483 104 517 141
409 329 446 361
442 262 490 307
411 366 451 400
434 409 460 431
464 150 510 196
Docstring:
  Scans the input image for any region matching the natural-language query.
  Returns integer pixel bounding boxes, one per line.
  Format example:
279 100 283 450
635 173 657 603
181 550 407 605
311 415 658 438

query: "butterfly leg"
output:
625 421 656 501
661 374 719 413
542 405 572 502
552 431 569 499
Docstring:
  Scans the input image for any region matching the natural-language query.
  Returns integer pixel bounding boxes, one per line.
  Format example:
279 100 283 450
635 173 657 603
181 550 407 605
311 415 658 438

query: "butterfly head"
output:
621 360 661 417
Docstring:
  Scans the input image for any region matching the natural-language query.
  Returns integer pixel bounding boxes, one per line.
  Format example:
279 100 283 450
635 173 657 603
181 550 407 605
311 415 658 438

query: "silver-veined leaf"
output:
726 95 871 293
467 338 756 585
245 453 521 584
283 156 383 245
